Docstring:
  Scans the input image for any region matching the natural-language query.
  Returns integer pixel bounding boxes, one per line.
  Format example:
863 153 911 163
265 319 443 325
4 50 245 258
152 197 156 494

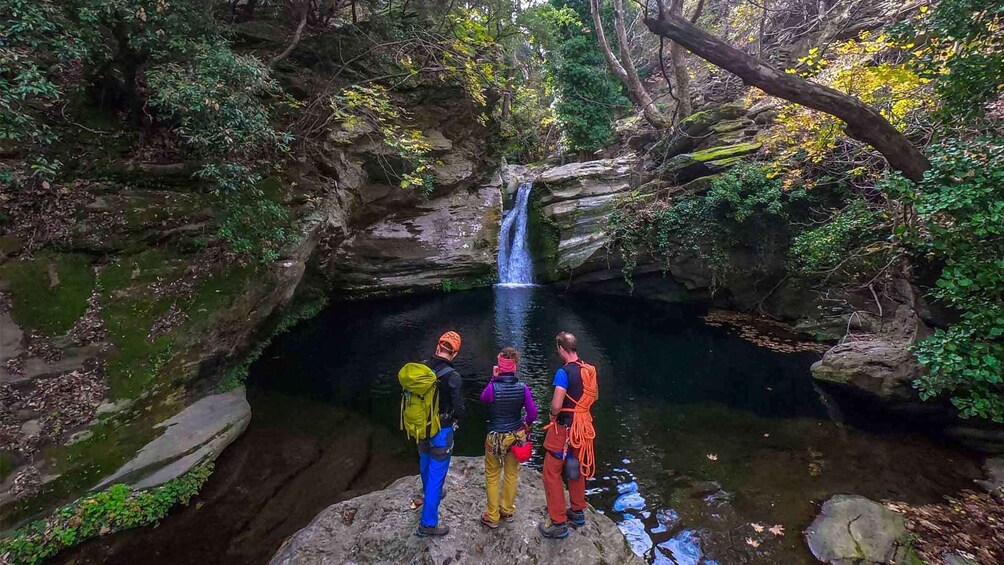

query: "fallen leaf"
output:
745 537 760 548
769 524 785 536
706 454 718 461
750 523 764 533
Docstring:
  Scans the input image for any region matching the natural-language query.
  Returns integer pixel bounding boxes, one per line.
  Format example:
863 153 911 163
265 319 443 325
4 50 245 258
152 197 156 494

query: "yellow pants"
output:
483 430 525 523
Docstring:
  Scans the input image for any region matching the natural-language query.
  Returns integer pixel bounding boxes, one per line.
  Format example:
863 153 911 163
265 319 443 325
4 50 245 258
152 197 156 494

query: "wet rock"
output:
0 311 24 371
976 457 1004 502
810 340 921 403
270 457 643 565
94 387 250 490
943 553 979 565
805 494 910 565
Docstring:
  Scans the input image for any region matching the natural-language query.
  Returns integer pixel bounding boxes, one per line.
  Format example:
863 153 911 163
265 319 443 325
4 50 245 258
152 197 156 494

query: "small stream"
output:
58 286 982 564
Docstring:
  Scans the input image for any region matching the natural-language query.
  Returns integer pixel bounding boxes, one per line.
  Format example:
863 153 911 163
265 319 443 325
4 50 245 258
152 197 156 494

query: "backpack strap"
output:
427 365 452 438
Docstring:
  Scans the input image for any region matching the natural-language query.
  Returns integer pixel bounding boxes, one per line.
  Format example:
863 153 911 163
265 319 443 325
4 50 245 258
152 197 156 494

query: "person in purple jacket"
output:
478 346 538 529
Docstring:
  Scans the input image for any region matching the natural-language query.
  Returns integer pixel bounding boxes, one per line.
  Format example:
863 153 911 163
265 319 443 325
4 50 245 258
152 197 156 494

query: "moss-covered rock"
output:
0 254 95 336
661 142 761 184
650 104 748 159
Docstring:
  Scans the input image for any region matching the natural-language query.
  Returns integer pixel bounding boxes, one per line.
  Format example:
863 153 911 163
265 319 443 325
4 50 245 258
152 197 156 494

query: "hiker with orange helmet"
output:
478 346 538 529
539 331 598 539
415 330 465 537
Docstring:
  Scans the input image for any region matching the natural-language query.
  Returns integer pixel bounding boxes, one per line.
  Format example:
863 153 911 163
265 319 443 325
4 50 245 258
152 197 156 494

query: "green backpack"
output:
398 362 453 441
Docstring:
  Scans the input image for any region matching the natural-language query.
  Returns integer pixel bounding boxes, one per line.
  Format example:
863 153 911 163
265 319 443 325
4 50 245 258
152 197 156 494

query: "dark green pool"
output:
56 286 981 564
249 286 980 564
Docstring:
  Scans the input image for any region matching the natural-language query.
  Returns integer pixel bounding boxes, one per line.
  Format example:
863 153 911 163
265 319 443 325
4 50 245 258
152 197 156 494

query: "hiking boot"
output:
416 524 450 537
480 514 499 529
500 512 516 524
538 521 569 539
567 508 586 528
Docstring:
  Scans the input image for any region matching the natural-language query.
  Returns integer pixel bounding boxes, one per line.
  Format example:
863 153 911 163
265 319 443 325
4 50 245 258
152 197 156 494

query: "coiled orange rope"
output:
547 360 598 479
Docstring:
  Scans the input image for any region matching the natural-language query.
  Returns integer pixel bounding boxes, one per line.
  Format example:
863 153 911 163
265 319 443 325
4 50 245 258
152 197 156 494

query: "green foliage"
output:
216 194 295 265
147 44 291 158
521 1 628 153
883 137 1004 421
789 200 892 282
890 0 1004 119
0 0 82 145
332 84 436 196
553 34 629 151
3 1 292 262
609 163 802 288
0 464 213 565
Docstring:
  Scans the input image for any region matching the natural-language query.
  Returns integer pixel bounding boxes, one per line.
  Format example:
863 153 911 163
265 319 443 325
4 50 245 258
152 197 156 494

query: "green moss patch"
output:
440 272 496 293
0 451 13 482
689 142 762 163
527 191 562 282
101 295 177 399
96 249 179 294
0 254 95 336
96 253 257 399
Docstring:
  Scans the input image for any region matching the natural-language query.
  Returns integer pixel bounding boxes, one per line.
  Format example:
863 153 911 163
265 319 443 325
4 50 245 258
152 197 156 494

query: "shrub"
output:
0 464 213 565
609 162 804 288
789 200 891 283
884 137 1004 421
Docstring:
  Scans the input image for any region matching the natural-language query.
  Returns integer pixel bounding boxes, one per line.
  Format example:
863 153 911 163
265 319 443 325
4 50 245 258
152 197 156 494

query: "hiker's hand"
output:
492 366 499 378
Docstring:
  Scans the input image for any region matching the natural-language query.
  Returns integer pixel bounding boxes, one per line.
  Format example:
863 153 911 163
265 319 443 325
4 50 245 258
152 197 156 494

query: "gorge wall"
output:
0 25 501 530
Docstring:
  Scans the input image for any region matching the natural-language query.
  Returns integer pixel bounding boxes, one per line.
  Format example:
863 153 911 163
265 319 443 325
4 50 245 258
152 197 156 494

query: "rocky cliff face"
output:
529 104 829 329
270 456 643 565
0 71 501 529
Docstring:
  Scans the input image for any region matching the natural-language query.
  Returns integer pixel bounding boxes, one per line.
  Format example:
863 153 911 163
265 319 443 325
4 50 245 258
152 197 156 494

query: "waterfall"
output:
497 182 535 286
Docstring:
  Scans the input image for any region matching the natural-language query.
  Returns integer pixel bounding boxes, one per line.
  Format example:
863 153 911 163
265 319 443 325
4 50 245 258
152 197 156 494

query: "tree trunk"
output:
269 6 309 68
668 0 692 118
612 0 670 127
643 7 930 181
590 0 669 128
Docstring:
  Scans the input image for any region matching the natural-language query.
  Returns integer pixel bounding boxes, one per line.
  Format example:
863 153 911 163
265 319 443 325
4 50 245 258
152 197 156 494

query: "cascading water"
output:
497 182 535 286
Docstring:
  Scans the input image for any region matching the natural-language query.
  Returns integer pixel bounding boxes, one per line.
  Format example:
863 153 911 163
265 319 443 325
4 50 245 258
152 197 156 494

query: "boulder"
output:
976 457 1004 502
93 387 251 490
270 457 643 565
651 104 748 158
810 340 921 403
659 142 761 184
805 495 911 565
533 156 638 278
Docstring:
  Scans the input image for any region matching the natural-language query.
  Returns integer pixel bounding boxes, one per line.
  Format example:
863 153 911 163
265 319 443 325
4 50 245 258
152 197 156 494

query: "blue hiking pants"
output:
418 426 454 528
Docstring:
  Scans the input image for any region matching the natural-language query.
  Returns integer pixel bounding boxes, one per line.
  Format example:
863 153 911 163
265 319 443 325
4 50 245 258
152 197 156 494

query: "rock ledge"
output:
270 456 643 565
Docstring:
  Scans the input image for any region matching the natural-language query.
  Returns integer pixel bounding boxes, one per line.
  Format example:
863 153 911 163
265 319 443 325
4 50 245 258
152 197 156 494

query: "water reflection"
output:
655 530 718 565
493 285 533 352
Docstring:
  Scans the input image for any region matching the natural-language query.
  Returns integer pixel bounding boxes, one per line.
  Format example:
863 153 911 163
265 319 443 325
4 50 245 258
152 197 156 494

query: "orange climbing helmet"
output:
438 331 462 353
